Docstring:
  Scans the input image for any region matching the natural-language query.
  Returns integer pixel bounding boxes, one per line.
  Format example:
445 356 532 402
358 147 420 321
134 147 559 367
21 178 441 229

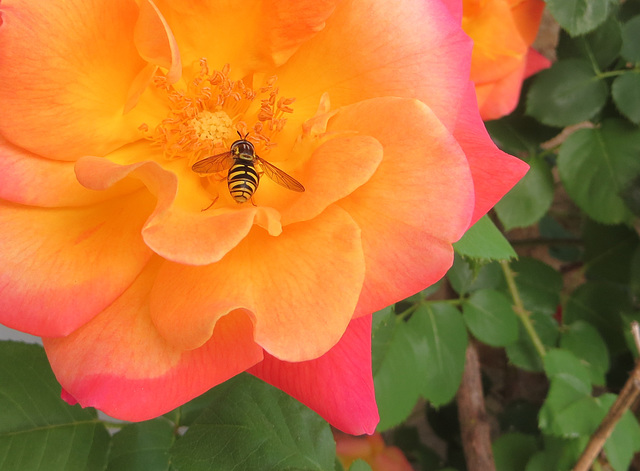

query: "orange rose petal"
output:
43 259 263 421
250 315 378 435
510 0 546 45
331 98 474 314
465 0 528 84
476 62 527 120
0 194 154 337
0 0 155 160
269 134 383 225
275 0 472 132
453 84 530 225
149 205 365 361
152 0 339 75
0 136 140 207
77 154 280 265
134 0 181 82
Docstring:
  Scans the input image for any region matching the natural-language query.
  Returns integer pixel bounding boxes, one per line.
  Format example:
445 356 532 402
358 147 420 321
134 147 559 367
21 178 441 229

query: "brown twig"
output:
572 322 640 471
457 340 496 471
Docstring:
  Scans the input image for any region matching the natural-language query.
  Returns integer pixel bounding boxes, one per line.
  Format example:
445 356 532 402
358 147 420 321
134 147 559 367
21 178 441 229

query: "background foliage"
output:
2 0 640 470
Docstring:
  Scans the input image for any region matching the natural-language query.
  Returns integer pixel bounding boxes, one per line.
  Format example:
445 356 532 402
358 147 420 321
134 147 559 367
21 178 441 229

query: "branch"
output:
457 340 496 471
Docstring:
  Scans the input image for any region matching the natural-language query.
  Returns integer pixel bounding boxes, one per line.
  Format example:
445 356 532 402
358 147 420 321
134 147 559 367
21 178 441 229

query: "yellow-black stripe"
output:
228 161 260 203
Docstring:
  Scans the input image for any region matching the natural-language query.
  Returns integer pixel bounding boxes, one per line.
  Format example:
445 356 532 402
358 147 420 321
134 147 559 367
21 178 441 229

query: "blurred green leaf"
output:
538 215 582 263
552 396 604 437
0 342 110 471
557 119 640 224
499 400 540 435
525 437 587 471
612 72 640 125
462 289 519 347
492 433 539 471
107 420 174 471
348 460 373 471
485 113 559 155
545 0 616 36
526 59 608 126
494 156 554 230
170 374 335 471
453 216 517 261
505 312 559 372
621 15 640 62
563 282 631 355
556 16 622 69
416 303 468 407
583 220 639 284
560 321 610 385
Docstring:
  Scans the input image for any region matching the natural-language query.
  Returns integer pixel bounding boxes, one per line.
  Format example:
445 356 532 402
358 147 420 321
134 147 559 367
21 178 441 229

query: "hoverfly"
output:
192 132 305 204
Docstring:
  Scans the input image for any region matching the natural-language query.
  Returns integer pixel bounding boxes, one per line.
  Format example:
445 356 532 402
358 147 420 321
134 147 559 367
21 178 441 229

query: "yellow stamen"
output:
141 59 296 166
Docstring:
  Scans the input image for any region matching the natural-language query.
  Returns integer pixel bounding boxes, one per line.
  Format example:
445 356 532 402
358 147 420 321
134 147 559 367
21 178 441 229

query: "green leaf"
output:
612 72 640 125
563 281 631 355
507 258 563 316
545 0 616 36
621 15 640 62
485 113 559 155
348 460 373 471
553 396 605 437
0 342 110 471
492 433 539 471
416 303 468 407
556 15 622 69
560 321 610 385
583 220 639 284
453 216 516 261
526 59 607 126
373 316 424 431
601 394 640 471
494 156 554 230
505 312 559 372
557 119 640 224
462 289 518 347
539 350 593 436
447 256 504 296
371 307 397 376
538 215 582 263
170 374 335 471
107 420 175 471
526 437 587 471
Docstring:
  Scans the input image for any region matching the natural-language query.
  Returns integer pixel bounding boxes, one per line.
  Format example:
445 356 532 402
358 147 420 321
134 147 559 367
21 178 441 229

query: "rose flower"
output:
463 0 551 120
0 0 527 434
335 431 414 471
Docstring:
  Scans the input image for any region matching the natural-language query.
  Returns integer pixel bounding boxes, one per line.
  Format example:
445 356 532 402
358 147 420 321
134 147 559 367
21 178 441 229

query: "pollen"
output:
189 111 235 142
140 59 296 166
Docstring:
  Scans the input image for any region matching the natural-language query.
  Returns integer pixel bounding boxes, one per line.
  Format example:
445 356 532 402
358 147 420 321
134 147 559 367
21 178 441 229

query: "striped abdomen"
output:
228 160 260 203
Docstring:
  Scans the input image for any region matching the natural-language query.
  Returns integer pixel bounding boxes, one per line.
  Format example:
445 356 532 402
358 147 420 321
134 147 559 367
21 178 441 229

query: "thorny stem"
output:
572 322 640 471
499 260 547 359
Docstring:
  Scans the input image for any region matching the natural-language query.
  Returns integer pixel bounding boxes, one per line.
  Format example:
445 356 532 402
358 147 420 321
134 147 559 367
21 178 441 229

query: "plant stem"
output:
500 260 546 359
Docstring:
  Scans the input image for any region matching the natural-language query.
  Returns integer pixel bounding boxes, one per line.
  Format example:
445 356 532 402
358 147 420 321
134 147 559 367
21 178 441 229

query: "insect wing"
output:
192 151 235 174
257 156 305 192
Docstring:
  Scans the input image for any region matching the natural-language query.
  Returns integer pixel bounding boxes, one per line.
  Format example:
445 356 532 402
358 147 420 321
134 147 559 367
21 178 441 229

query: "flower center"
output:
141 59 295 167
